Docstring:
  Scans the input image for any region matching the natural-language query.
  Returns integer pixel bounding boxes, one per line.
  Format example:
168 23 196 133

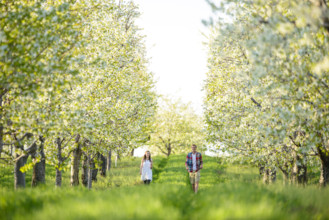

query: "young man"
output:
185 144 203 193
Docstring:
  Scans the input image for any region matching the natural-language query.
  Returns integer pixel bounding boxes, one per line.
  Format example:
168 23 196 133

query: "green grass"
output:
0 156 163 190
1 154 329 219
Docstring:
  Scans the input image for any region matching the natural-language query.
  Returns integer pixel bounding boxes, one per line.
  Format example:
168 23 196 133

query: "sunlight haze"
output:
133 0 212 115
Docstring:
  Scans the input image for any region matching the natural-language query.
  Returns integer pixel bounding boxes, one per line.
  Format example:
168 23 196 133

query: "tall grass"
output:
1 154 329 219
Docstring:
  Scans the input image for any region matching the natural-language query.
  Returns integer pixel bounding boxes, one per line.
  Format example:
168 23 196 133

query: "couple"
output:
140 144 203 193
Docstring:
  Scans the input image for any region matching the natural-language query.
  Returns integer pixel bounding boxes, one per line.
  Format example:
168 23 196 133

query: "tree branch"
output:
13 141 37 161
250 97 262 108
0 88 8 99
62 148 75 162
156 145 168 155
307 72 329 89
5 132 33 145
289 136 301 148
62 134 76 149
158 136 167 145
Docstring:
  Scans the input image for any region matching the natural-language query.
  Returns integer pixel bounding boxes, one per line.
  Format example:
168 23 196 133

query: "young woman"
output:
140 150 152 184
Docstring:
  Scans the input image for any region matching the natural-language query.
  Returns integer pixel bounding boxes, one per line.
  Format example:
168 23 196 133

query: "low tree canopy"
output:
148 97 206 157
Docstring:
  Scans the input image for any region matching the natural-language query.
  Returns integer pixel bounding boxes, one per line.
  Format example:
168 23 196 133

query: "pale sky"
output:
133 0 212 115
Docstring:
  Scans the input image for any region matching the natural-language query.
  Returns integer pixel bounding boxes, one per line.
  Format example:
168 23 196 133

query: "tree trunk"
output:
81 155 88 187
55 137 63 187
14 140 31 189
262 169 269 184
298 163 307 184
291 152 307 185
107 149 112 171
279 167 290 184
115 154 118 167
167 144 172 157
14 154 28 189
320 159 329 187
280 160 291 184
0 94 3 157
289 131 307 184
270 168 276 183
31 136 46 187
258 164 265 179
55 168 62 187
70 135 82 186
31 156 46 187
87 155 92 190
0 123 2 158
99 153 106 177
91 158 98 182
318 144 329 187
263 168 276 184
130 148 134 157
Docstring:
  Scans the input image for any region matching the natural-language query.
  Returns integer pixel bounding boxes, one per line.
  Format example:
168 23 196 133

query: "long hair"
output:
142 150 151 161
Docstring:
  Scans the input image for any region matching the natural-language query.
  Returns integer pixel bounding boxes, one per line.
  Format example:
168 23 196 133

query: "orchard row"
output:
0 0 156 189
204 0 329 186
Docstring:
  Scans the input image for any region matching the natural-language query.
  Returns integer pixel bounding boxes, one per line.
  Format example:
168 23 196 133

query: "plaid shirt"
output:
185 152 203 172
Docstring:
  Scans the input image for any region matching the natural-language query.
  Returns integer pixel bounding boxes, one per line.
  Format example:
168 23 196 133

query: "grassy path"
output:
154 155 329 220
1 155 329 219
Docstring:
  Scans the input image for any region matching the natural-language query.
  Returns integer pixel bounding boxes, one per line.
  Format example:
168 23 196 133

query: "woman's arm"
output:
140 160 143 174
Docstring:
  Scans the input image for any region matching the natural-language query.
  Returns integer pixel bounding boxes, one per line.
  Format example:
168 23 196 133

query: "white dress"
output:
141 159 152 181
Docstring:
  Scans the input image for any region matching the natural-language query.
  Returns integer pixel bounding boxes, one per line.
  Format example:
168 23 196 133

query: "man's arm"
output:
200 154 203 169
185 154 189 170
